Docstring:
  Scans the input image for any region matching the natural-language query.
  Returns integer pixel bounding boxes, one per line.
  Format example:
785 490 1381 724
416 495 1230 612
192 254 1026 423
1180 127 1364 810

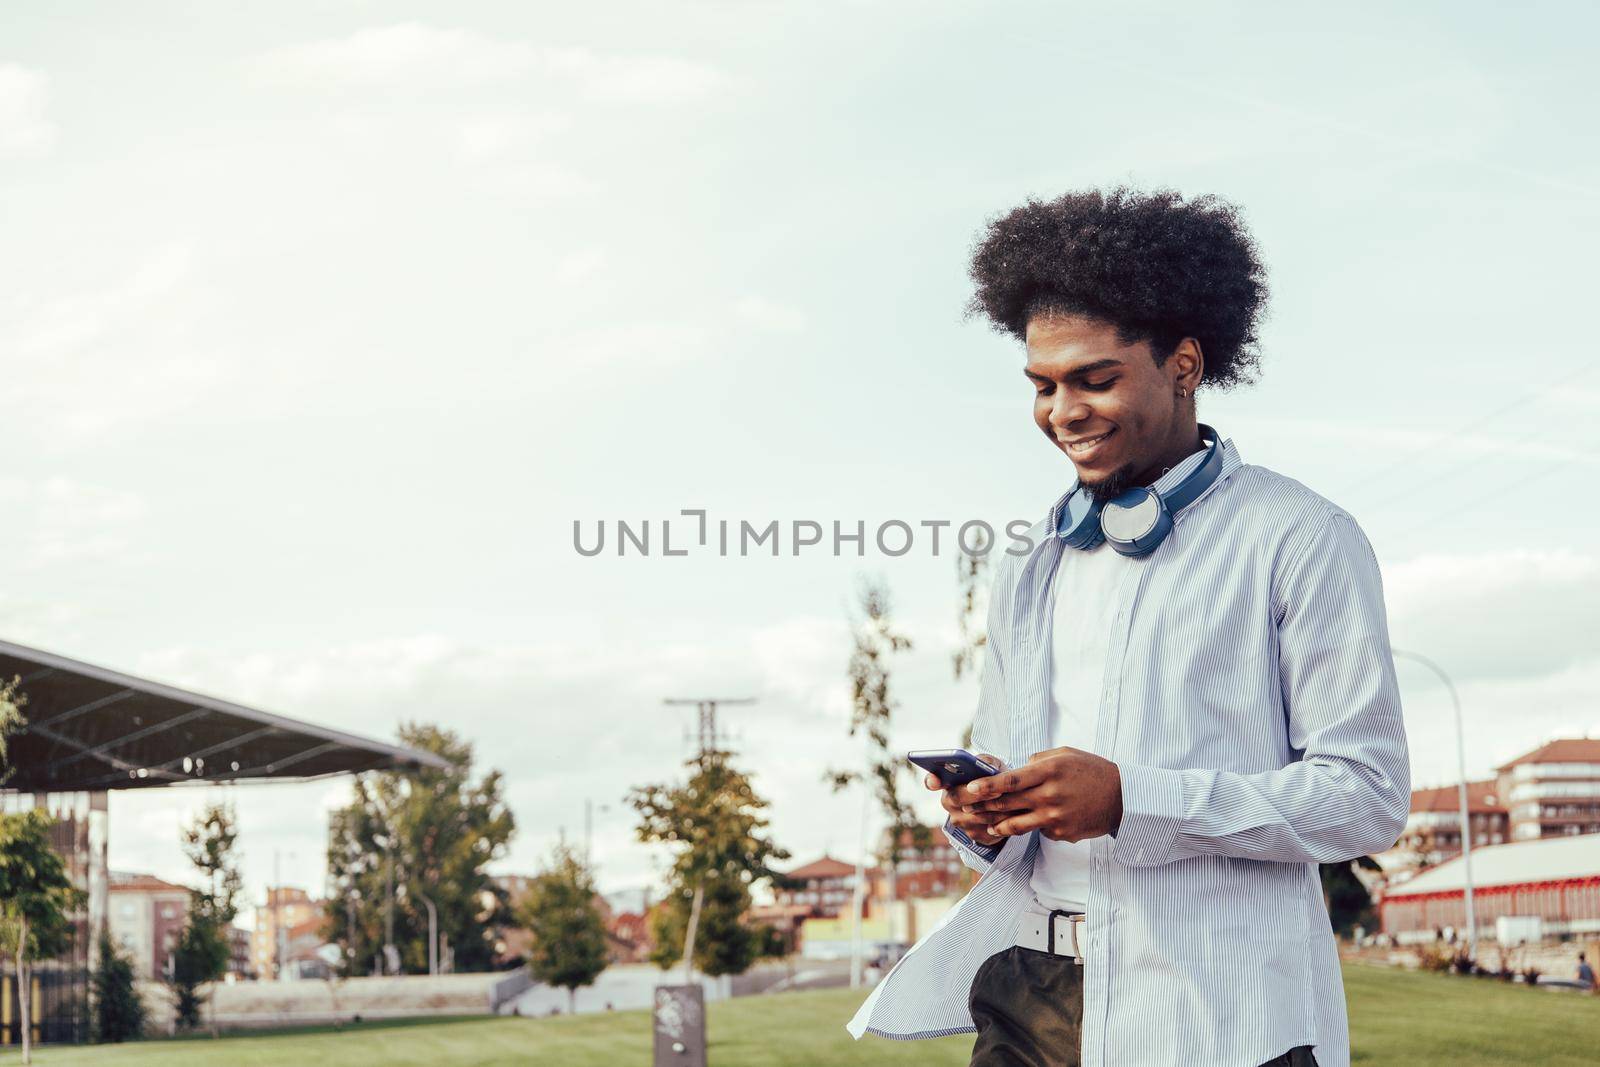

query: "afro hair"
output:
966 186 1269 390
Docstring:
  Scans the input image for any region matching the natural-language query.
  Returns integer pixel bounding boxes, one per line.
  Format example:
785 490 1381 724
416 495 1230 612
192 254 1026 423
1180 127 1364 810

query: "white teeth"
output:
1068 432 1112 453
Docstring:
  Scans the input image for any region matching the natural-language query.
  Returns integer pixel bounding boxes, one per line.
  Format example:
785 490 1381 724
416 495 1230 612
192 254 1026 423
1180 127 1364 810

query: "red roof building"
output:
773 855 867 919
870 825 969 901
1380 780 1508 876
1496 738 1600 843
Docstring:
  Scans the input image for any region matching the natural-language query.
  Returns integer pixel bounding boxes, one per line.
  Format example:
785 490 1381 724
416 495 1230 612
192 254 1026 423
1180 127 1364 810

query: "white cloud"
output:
105 615 970 902
556 247 608 282
0 63 55 158
1 245 222 440
539 45 727 103
456 113 570 164
251 24 540 89
0 477 148 569
1385 548 1600 681
251 24 726 102
734 295 807 333
559 320 714 371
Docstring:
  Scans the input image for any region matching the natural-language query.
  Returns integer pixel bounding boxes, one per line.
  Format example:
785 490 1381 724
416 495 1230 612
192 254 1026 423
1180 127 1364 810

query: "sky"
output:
4 1 1600 924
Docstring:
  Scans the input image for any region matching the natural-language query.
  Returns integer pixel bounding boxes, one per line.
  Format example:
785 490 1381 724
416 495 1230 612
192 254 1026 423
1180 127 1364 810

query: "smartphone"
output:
907 748 1001 788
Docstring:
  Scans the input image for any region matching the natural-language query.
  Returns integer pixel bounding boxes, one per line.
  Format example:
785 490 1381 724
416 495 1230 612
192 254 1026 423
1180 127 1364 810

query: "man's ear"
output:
1171 337 1204 393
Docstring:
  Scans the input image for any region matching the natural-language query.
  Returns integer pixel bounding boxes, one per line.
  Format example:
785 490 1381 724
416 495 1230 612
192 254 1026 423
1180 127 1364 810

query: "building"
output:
278 915 334 979
747 902 812 956
870 825 968 901
1374 737 1600 883
1379 780 1508 877
251 886 323 980
106 872 191 980
606 910 654 963
1379 833 1600 943
773 856 866 919
227 925 254 981
1495 738 1600 842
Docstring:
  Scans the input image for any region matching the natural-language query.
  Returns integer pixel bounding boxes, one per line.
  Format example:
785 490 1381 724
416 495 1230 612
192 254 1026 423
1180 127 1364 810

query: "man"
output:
846 188 1410 1067
1579 952 1596 993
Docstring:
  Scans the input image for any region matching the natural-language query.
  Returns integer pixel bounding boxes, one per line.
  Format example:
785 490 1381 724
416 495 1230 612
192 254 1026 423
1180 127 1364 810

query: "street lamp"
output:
415 890 438 976
1393 649 1477 963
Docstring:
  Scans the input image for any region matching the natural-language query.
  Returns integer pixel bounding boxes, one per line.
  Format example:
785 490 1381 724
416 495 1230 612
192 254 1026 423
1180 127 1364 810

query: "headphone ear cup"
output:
1100 488 1173 557
1056 487 1106 550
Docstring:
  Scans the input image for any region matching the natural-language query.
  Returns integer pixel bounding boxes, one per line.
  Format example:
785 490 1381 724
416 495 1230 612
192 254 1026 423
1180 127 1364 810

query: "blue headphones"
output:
1055 424 1224 558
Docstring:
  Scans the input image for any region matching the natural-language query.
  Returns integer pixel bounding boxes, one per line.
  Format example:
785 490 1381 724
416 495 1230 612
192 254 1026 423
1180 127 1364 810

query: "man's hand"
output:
963 746 1124 842
923 754 1017 848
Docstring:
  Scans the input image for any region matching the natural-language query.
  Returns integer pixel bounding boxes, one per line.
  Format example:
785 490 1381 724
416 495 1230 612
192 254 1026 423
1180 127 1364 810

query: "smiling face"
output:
1025 312 1205 498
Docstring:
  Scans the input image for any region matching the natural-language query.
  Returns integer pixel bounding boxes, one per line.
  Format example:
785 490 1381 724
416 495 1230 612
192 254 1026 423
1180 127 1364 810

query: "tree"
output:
1322 856 1382 937
519 845 608 1013
169 802 241 1031
0 809 85 1065
952 551 991 684
324 723 515 975
0 674 27 784
92 928 145 1043
630 750 788 978
953 551 993 751
826 577 927 896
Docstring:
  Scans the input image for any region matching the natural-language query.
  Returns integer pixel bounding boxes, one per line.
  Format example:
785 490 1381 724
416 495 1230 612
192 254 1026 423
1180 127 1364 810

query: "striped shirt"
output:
848 435 1411 1067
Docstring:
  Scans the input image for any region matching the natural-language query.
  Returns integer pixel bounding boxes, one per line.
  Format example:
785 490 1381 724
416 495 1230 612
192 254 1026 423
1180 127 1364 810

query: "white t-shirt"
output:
1029 539 1131 912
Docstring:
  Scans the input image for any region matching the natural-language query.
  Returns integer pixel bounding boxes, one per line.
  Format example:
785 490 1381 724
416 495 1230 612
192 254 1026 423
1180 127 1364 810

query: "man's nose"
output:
1050 392 1089 430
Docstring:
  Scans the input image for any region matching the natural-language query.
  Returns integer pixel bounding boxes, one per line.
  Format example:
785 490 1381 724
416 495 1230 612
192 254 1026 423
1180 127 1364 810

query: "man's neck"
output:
1132 422 1205 487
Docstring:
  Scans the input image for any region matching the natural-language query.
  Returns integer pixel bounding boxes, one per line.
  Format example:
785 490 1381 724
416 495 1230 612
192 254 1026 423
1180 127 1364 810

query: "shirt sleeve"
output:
943 557 1013 873
1112 511 1411 868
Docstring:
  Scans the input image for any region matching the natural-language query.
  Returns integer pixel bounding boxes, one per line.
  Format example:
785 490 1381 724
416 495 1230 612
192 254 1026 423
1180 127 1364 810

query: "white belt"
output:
1015 905 1086 965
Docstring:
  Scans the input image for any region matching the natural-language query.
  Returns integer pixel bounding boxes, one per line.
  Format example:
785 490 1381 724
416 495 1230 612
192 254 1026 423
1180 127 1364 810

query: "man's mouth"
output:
1060 428 1116 460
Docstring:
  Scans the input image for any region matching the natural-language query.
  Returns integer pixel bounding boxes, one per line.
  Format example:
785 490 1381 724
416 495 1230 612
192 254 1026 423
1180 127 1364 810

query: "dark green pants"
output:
968 946 1318 1067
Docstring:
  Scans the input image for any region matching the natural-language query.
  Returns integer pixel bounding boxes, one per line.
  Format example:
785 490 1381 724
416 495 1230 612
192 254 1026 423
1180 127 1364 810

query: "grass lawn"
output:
5 963 1598 1066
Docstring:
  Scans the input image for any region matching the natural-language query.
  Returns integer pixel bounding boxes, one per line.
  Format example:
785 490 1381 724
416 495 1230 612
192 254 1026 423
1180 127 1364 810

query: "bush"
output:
92 929 145 1043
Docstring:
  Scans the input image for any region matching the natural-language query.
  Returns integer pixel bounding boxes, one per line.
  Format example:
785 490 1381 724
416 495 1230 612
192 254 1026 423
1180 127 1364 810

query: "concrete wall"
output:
136 972 510 1034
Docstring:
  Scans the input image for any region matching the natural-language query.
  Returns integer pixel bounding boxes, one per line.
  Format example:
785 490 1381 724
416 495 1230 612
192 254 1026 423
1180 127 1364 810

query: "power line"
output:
1335 358 1600 506
663 696 756 760
1387 422 1600 543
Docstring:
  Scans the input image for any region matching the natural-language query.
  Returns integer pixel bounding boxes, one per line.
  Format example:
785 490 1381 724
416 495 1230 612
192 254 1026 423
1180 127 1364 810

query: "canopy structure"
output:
0 638 448 793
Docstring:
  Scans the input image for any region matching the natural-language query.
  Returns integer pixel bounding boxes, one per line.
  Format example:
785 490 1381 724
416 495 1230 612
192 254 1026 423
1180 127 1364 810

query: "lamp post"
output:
1393 649 1477 963
415 890 438 976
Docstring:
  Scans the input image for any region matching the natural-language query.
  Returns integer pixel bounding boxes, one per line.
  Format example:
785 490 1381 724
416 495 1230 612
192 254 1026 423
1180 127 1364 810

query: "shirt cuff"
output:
944 816 1003 867
1112 764 1187 868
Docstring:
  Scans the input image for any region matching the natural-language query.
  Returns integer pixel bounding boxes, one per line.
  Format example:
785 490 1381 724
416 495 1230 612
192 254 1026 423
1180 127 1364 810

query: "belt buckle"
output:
1045 909 1082 960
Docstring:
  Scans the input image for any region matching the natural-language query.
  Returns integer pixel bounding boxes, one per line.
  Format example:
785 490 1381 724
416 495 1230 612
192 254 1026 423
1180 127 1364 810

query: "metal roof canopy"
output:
0 638 449 792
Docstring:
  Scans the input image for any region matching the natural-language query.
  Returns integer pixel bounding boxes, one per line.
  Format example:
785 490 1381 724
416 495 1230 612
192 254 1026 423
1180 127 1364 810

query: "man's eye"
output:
1035 386 1053 397
1083 378 1117 391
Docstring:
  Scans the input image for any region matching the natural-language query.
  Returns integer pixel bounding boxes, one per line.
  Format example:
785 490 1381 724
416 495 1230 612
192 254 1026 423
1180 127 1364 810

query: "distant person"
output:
1579 953 1596 992
848 188 1410 1067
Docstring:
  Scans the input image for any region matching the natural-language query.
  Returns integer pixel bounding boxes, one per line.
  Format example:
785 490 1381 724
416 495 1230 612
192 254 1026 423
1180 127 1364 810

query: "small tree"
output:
952 551 991 684
92 928 145 1042
0 809 85 1065
826 577 925 899
0 674 28 783
519 845 608 1013
631 750 788 979
1322 855 1381 937
169 803 241 1031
